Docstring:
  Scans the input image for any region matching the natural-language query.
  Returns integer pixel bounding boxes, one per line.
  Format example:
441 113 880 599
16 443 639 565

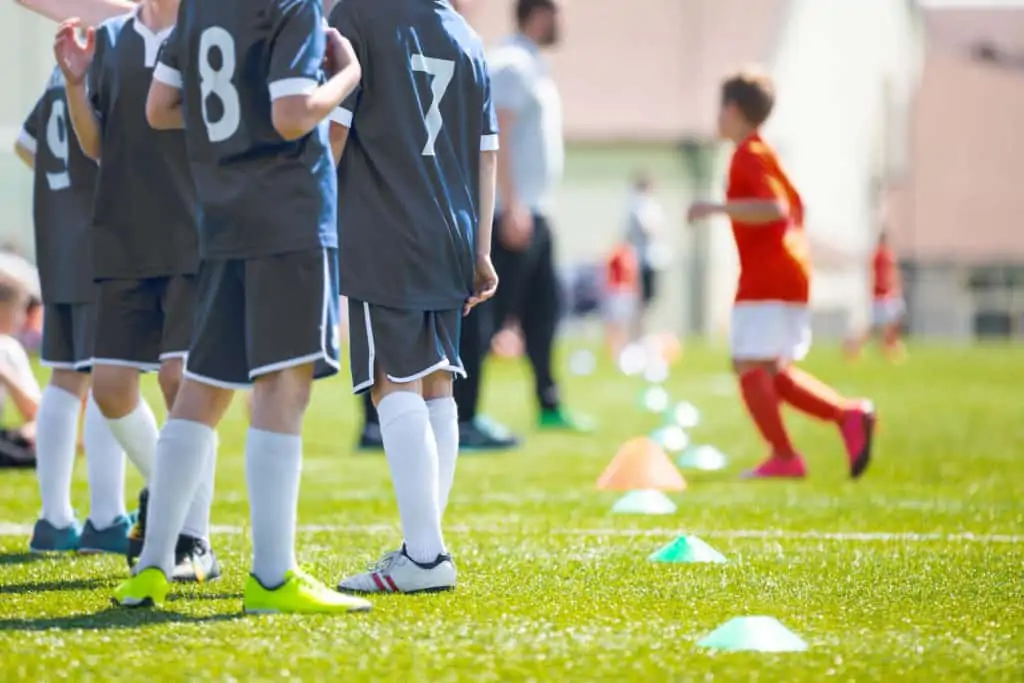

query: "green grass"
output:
1 342 1023 681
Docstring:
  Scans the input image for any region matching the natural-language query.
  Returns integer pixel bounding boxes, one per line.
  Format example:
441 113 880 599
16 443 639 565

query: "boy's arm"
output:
688 149 787 225
14 0 133 26
325 0 365 162
147 28 184 130
269 0 361 142
14 91 46 170
477 71 500 257
66 81 101 161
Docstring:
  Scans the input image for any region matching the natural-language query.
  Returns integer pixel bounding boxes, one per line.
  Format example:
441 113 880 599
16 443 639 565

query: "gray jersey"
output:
21 67 98 303
488 34 563 213
330 0 499 311
88 9 198 279
154 0 337 260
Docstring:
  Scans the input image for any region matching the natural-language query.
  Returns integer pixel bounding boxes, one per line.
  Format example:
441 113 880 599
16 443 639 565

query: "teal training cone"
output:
677 445 727 471
611 489 677 515
640 386 670 413
648 535 727 564
666 401 701 428
697 616 808 652
651 425 689 453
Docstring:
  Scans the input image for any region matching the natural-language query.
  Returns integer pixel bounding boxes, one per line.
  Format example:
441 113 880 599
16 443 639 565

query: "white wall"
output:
706 0 923 338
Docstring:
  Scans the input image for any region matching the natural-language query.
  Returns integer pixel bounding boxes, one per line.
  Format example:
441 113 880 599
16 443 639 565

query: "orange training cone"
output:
596 437 687 491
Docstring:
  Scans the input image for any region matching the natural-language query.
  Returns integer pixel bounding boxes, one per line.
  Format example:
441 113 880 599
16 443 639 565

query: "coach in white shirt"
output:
474 0 590 432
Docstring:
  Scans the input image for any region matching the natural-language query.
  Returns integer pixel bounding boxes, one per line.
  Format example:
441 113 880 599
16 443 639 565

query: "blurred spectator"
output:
624 172 667 334
0 278 41 468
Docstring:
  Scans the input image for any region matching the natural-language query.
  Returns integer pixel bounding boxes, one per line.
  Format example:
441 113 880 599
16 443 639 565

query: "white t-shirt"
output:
0 335 40 421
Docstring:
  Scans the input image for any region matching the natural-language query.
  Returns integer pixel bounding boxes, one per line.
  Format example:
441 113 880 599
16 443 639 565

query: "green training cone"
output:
677 445 727 471
611 489 677 515
648 535 727 564
651 425 689 453
697 616 809 652
639 386 670 413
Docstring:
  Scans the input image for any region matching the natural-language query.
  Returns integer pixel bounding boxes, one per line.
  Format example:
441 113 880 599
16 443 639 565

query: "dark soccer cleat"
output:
171 535 221 583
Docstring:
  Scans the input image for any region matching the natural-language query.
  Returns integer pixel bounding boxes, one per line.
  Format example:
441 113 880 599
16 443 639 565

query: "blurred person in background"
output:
355 0 520 453
624 172 667 337
485 0 591 432
0 279 41 469
845 230 907 363
603 241 640 357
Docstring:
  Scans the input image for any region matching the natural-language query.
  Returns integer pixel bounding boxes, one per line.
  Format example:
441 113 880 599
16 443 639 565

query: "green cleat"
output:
538 407 595 433
244 569 372 615
112 567 170 608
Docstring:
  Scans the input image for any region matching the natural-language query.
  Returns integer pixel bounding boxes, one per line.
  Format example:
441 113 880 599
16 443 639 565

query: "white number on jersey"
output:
410 55 455 157
44 100 70 191
198 27 241 143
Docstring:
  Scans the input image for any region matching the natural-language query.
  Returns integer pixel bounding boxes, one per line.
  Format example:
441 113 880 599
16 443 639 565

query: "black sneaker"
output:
460 416 520 452
357 423 384 451
171 535 222 583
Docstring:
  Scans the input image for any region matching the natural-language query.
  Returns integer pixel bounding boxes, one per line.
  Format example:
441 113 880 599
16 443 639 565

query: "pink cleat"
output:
742 454 807 479
841 401 876 479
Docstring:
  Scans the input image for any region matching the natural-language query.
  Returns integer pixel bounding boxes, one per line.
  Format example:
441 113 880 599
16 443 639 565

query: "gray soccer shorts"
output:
347 299 465 394
184 248 340 389
41 302 96 372
93 275 196 372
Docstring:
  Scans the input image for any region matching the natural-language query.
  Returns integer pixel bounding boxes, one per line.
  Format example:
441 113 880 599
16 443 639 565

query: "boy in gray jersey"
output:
55 0 219 580
329 0 499 595
15 65 132 555
111 0 367 614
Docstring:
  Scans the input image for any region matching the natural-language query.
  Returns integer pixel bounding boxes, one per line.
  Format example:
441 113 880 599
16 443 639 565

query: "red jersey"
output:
726 134 810 303
606 244 639 293
872 245 900 299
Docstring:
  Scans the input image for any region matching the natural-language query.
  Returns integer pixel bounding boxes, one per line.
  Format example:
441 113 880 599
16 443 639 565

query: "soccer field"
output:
0 343 1022 681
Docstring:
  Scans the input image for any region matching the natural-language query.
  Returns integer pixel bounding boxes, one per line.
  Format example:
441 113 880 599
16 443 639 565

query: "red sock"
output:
774 367 848 423
739 368 797 458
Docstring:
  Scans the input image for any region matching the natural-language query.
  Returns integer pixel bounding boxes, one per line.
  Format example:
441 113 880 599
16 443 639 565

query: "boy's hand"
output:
464 254 498 316
54 19 95 86
498 203 533 251
686 200 721 223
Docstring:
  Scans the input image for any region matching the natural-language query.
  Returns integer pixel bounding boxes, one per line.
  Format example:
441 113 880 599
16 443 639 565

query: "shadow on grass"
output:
0 606 244 632
0 552 48 566
168 591 244 602
0 577 111 595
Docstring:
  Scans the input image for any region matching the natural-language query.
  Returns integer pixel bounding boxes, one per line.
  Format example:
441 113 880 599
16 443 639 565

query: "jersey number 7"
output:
411 54 454 157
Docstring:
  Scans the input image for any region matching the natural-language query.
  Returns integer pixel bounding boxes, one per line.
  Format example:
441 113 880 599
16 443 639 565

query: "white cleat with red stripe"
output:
337 546 457 595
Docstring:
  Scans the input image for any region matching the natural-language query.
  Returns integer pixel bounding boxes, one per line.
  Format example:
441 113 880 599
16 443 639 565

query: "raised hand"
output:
54 18 95 86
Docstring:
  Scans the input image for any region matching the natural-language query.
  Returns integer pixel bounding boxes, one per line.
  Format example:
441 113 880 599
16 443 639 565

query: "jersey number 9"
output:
45 101 71 191
199 27 241 143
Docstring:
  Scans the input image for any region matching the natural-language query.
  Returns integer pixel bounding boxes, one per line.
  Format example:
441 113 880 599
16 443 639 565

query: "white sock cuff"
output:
247 428 301 452
377 392 428 427
164 418 217 444
42 384 81 411
109 398 156 429
426 397 457 420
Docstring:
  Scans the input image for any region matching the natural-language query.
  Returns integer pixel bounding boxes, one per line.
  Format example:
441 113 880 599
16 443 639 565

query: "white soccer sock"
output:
106 399 158 482
136 419 216 577
378 392 446 564
83 392 127 529
246 428 301 588
180 432 217 540
427 397 459 518
34 385 81 528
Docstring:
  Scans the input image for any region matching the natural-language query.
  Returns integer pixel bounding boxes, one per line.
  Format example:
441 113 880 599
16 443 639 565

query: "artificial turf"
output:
0 342 1021 681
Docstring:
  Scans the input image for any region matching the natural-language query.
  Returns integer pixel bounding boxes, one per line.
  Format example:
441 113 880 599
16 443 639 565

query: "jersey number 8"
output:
199 27 241 143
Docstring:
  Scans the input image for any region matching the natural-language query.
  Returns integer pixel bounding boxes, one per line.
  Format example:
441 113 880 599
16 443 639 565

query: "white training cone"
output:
611 489 677 515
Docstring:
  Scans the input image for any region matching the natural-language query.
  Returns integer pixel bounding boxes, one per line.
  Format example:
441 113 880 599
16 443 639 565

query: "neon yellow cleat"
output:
244 569 372 615
112 567 170 608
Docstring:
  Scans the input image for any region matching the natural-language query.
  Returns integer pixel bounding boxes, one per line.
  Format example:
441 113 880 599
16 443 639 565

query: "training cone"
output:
697 616 808 652
639 386 671 413
667 401 701 428
611 489 677 515
597 437 687 491
677 445 727 471
648 535 727 564
650 425 690 453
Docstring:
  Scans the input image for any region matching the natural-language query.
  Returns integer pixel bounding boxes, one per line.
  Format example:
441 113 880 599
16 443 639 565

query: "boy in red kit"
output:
687 69 876 479
845 231 906 362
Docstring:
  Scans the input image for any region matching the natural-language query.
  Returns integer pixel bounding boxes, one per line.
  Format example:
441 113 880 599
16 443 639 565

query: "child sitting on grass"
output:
0 278 42 467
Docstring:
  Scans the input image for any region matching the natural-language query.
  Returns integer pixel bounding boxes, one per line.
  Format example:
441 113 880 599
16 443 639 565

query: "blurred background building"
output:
0 0 1019 340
